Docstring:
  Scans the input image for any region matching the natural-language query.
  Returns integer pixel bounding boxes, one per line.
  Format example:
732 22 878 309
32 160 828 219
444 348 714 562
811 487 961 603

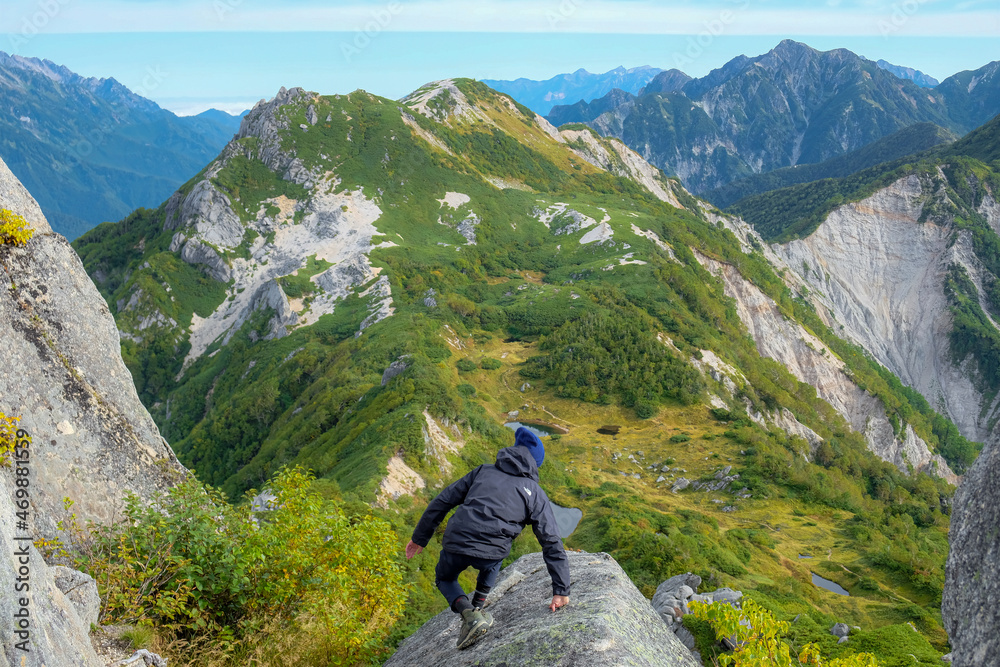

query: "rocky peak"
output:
0 50 160 113
236 85 309 173
639 69 692 96
875 59 940 88
401 78 491 125
384 551 700 666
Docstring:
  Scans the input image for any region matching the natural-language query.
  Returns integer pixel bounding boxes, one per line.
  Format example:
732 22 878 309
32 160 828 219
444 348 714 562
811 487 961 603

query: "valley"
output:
62 75 988 664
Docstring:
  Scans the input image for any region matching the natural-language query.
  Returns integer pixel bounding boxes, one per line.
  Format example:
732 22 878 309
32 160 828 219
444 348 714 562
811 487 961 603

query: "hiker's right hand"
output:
549 595 569 612
405 540 423 560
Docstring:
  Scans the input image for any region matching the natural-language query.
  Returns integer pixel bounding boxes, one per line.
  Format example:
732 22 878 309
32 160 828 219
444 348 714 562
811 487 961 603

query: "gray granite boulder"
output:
384 551 700 666
51 566 100 628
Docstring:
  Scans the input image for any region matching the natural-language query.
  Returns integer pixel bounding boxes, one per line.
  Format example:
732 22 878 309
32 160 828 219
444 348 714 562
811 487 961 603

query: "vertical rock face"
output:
384 551 700 667
0 157 185 536
943 438 1000 665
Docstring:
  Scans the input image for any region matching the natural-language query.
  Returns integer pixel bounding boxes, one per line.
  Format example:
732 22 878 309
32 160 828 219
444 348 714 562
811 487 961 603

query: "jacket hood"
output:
496 446 539 480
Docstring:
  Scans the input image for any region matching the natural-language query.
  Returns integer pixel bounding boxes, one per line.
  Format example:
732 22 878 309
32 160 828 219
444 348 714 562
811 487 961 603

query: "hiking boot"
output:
474 606 494 628
456 609 490 649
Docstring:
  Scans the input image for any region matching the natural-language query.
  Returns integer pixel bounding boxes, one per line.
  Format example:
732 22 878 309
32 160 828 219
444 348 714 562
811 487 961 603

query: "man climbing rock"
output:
405 427 571 650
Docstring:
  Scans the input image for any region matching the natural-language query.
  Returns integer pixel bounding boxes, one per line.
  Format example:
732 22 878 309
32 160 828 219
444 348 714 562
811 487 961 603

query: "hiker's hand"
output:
405 540 423 560
549 595 569 612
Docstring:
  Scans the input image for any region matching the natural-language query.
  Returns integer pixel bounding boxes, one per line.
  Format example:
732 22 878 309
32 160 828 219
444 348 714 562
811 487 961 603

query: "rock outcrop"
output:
384 551 700 667
943 437 1000 664
0 158 184 665
0 469 104 666
652 572 743 655
0 159 184 537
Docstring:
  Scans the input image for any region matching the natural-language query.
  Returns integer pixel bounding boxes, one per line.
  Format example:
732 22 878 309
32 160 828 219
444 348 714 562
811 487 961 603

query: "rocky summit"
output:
384 551 700 667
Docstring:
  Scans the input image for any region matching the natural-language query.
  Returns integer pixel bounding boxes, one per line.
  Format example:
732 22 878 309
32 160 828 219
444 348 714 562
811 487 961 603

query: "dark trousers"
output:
435 549 504 608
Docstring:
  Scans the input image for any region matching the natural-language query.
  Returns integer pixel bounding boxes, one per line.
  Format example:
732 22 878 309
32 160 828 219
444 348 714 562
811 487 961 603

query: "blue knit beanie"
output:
514 427 545 468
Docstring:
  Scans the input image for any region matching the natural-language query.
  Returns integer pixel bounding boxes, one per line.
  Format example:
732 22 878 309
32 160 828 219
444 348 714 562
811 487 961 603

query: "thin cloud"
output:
1 0 996 35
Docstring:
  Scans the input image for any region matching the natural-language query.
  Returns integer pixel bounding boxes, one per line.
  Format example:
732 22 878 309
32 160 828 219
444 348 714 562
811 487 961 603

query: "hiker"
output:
405 426 571 649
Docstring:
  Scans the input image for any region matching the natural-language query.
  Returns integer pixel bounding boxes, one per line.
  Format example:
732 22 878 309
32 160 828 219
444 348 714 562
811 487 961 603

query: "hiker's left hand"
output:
405 540 423 560
549 595 569 612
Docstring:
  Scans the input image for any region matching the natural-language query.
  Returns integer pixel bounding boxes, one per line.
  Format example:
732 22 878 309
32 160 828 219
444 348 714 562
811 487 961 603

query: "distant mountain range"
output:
541 41 1000 193
482 66 662 116
0 51 243 239
875 59 939 87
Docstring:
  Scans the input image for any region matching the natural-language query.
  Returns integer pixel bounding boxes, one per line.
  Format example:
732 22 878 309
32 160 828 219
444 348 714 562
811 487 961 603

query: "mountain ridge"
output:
482 65 663 116
545 40 999 194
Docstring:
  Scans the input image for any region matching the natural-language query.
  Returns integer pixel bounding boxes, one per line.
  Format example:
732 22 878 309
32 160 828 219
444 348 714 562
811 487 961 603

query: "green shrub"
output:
62 467 404 665
635 400 658 419
479 357 502 370
456 359 478 372
669 434 691 443
457 383 477 397
710 407 732 421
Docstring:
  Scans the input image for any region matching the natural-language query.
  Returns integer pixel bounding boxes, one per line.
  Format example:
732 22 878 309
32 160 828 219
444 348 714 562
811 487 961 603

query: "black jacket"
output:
411 446 571 596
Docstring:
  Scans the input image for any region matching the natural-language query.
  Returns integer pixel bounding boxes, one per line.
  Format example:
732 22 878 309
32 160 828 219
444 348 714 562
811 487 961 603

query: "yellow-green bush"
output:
689 598 881 667
0 209 34 246
0 410 27 467
62 466 404 666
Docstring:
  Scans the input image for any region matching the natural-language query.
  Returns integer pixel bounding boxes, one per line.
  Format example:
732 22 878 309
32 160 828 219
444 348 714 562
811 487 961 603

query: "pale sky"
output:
2 0 997 115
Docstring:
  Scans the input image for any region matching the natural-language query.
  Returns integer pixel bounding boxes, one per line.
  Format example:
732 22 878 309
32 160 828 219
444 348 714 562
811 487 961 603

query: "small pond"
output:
798 554 812 559
550 503 583 539
504 421 565 438
812 572 850 596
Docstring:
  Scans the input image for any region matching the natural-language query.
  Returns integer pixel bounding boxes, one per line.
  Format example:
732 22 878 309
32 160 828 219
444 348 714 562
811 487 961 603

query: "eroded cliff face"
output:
696 249 956 482
0 158 184 537
775 174 1000 449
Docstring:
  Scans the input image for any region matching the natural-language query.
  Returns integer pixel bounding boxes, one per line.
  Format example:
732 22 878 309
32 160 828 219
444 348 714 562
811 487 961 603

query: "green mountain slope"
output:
729 113 1000 243
74 79 973 663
